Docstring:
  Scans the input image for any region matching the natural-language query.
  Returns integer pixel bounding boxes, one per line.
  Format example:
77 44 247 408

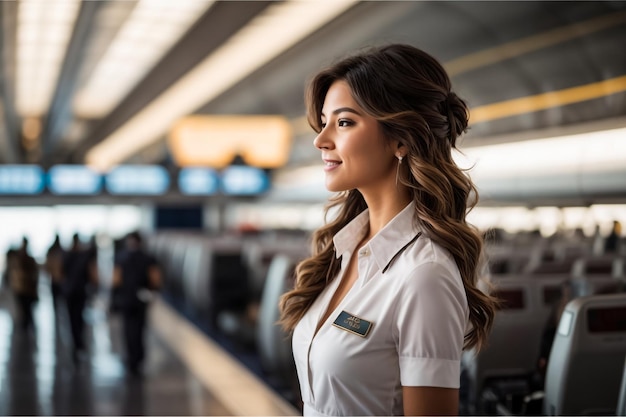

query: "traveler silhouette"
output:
44 234 65 317
113 231 161 375
9 237 39 332
62 233 98 363
605 220 622 253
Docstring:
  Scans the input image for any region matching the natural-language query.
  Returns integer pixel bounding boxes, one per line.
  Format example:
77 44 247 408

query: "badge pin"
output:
332 310 373 337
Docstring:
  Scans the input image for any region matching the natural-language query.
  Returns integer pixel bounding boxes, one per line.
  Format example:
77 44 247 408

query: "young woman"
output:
279 44 498 416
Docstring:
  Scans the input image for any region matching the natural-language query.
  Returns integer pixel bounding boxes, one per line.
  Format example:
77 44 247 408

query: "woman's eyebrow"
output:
321 106 362 117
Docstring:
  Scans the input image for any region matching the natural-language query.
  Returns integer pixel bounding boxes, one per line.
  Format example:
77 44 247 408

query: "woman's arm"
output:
403 386 459 416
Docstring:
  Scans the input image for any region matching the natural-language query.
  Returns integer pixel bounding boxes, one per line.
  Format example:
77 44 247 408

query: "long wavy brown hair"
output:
279 44 497 351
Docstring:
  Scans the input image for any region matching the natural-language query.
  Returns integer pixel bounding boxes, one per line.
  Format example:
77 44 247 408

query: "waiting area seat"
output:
464 271 575 408
256 254 299 389
544 293 626 415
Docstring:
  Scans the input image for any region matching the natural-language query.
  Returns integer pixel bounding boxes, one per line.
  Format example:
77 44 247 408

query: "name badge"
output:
332 310 373 338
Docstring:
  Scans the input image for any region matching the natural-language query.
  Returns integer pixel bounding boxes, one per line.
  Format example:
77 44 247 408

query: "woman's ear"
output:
395 142 407 159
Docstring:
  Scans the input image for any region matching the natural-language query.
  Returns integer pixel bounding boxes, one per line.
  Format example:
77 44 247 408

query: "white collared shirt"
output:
293 202 469 416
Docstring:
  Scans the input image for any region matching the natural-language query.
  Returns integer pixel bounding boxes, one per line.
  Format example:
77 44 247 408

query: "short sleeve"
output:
394 261 468 388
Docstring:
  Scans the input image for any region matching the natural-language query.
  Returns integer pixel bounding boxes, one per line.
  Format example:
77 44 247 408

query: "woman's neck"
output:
362 191 412 238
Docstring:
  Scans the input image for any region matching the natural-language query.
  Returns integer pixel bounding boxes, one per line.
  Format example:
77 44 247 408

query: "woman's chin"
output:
325 182 345 193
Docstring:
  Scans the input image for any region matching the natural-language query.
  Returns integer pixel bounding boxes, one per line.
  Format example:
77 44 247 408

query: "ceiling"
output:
0 0 625 204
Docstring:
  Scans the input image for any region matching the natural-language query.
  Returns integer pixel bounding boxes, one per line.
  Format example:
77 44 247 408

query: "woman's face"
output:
313 80 398 194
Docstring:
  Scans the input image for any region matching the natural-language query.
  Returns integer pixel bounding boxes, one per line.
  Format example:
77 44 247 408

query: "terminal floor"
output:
0 283 296 416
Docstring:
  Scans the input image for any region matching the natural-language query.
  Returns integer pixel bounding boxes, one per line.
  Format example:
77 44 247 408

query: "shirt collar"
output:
333 208 370 258
333 201 421 271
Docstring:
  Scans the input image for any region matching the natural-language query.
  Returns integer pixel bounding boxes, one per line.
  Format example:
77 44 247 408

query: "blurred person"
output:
9 237 39 332
591 225 604 255
3 248 17 289
112 231 161 375
604 220 622 253
279 44 497 416
63 233 98 362
44 234 65 316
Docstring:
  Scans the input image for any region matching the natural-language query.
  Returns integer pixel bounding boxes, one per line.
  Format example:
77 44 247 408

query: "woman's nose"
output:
313 128 332 150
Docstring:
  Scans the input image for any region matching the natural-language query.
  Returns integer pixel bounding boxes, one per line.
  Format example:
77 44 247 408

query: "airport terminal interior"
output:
0 1 626 415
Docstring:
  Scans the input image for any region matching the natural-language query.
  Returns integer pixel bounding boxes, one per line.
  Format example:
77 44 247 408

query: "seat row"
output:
464 252 626 414
146 231 309 402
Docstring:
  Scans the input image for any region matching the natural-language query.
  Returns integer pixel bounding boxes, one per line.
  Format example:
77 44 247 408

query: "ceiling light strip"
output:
16 0 81 117
86 0 358 172
73 0 215 119
457 127 626 203
455 127 626 178
470 75 626 124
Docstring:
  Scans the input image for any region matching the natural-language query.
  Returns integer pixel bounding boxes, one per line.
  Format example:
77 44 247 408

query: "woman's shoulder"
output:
404 233 457 271
389 235 464 291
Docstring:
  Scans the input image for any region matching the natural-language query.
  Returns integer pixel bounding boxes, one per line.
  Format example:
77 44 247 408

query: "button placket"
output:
357 245 375 288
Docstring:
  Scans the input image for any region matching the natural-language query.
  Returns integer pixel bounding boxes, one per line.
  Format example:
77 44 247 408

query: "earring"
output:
395 155 403 187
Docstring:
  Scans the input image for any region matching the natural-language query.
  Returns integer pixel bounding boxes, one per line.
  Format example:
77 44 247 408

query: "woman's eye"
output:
320 122 327 129
338 119 353 127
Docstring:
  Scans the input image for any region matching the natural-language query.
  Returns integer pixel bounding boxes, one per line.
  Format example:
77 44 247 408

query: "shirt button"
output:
360 248 370 256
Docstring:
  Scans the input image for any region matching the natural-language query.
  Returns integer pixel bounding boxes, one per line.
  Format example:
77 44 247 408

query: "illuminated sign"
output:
105 165 170 195
0 165 45 194
169 115 292 168
178 168 219 195
48 165 102 195
220 166 269 195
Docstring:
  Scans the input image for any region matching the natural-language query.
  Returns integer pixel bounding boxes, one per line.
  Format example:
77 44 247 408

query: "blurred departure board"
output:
0 165 45 194
0 164 273 197
105 165 170 195
48 165 102 195
178 168 219 195
221 166 269 195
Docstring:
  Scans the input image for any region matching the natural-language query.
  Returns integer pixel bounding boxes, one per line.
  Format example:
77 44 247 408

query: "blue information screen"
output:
48 165 102 195
220 166 269 195
105 165 170 195
0 165 45 194
178 168 219 195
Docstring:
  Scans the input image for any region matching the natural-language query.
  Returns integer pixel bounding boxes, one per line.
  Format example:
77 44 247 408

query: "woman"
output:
279 44 497 416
